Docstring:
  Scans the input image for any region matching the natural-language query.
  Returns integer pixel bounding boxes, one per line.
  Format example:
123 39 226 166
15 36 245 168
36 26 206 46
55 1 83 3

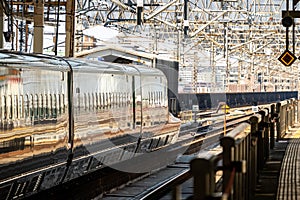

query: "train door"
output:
133 75 142 134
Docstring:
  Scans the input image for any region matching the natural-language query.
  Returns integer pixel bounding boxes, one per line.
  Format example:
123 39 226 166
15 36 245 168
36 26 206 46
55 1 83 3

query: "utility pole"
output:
33 0 44 53
0 4 3 48
65 0 76 57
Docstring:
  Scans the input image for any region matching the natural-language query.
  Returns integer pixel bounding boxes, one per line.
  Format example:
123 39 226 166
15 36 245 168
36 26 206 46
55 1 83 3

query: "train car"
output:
0 50 181 199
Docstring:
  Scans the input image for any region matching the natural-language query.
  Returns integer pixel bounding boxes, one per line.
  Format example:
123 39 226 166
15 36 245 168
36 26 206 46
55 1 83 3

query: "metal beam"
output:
144 0 178 21
229 33 273 51
282 11 300 18
189 11 227 38
111 0 135 12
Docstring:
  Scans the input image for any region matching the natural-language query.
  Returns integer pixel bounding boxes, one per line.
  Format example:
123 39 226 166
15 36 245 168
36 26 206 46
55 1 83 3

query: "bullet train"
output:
0 50 181 199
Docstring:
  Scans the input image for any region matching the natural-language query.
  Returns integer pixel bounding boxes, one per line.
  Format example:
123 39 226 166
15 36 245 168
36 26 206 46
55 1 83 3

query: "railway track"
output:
24 109 255 200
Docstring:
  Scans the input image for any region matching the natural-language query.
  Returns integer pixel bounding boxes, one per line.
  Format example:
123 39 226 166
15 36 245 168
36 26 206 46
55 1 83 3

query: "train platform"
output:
254 124 300 200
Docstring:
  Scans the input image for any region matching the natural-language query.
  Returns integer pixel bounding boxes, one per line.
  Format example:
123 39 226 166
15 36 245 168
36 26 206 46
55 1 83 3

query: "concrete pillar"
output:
33 0 44 53
65 0 76 57
0 5 4 48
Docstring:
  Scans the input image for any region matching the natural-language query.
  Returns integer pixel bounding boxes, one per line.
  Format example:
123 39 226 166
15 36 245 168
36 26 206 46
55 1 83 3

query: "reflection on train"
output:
0 50 181 199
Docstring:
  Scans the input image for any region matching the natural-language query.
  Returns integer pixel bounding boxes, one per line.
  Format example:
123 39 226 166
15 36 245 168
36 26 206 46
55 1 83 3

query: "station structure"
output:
0 0 299 94
2 1 300 200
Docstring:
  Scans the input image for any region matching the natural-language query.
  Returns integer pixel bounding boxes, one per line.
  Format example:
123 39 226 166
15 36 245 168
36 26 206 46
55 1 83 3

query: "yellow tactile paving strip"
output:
291 129 300 138
284 124 300 138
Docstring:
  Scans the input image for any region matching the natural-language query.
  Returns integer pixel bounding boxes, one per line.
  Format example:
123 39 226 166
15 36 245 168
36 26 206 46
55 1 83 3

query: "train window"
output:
33 94 38 121
152 92 155 106
118 93 121 108
98 93 102 109
119 92 123 108
117 92 121 108
102 92 105 109
62 94 65 114
84 93 87 111
122 93 125 107
159 91 162 105
2 96 7 120
158 91 162 106
114 93 117 108
124 93 126 107
0 96 2 121
105 92 108 109
120 92 122 107
123 93 125 107
127 93 131 107
77 93 81 111
109 92 115 108
115 93 117 108
57 94 61 116
95 93 98 110
88 93 91 110
124 92 127 107
113 93 115 108
153 92 155 106
58 94 61 115
40 94 44 119
45 94 49 119
100 93 103 109
148 92 151 106
99 93 102 109
118 92 121 108
102 92 106 109
86 93 89 111
49 94 53 119
13 95 18 119
92 93 95 110
52 94 57 118
24 94 29 119
111 93 114 108
120 93 122 107
105 93 108 109
61 94 65 114
19 95 24 119
110 93 113 108
109 93 112 108
29 94 34 120
152 92 154 106
116 92 119 108
108 92 113 108
8 95 12 120
90 93 93 110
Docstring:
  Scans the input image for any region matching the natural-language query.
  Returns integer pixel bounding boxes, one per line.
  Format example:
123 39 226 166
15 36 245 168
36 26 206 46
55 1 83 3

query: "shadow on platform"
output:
255 124 300 200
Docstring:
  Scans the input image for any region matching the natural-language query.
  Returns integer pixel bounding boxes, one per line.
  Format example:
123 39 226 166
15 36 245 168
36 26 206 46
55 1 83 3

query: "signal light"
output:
282 16 293 27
